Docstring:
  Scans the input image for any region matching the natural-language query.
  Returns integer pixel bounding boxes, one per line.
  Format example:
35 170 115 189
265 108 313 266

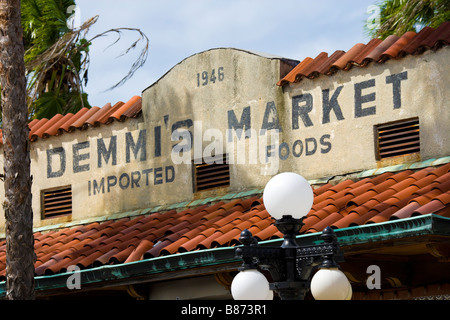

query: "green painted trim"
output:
256 214 450 248
13 246 238 296
356 156 450 178
332 214 450 246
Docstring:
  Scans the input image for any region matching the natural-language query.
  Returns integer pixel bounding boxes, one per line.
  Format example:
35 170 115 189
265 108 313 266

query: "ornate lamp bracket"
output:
235 220 344 300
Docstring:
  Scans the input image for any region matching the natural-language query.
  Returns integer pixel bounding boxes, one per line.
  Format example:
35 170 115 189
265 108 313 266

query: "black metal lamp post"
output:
231 173 352 300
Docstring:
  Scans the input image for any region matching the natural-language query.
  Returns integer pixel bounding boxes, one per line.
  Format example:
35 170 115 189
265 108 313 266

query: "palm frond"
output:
85 26 149 91
25 12 149 119
366 0 450 39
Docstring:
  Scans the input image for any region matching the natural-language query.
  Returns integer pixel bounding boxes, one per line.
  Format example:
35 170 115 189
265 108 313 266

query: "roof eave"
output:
1 214 448 298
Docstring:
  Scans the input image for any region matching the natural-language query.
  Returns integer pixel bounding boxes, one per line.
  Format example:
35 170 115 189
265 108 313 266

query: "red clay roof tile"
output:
380 31 417 60
348 190 377 207
390 201 422 220
436 191 450 205
254 224 283 240
353 38 383 64
110 246 136 265
308 212 343 233
30 114 64 141
85 103 111 127
96 101 124 124
365 34 400 62
28 118 40 129
332 43 366 70
29 118 48 139
109 95 141 122
70 106 101 130
300 215 321 232
0 96 142 144
278 22 450 85
412 199 446 215
313 183 333 196
62 107 89 132
435 175 450 190
125 239 153 263
43 113 75 137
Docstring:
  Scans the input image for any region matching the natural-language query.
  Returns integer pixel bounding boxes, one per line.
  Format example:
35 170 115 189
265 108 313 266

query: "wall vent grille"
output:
41 185 72 218
376 118 420 159
194 155 230 192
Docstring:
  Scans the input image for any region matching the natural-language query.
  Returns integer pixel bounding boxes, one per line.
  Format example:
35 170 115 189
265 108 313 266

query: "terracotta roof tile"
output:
30 114 64 141
29 118 48 138
350 38 382 66
390 201 422 220
42 113 74 137
278 21 450 85
332 43 366 70
109 95 141 122
435 174 450 190
300 215 321 232
70 106 101 130
0 96 142 144
125 240 153 263
83 103 109 127
117 96 142 119
333 211 365 229
28 118 40 129
281 57 314 83
365 34 400 62
412 199 446 215
96 101 125 124
63 107 90 132
436 191 450 205
380 31 417 60
313 183 333 196
253 224 283 240
308 212 343 233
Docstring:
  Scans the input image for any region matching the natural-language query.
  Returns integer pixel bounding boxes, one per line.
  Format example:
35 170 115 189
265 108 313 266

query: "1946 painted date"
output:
197 67 224 87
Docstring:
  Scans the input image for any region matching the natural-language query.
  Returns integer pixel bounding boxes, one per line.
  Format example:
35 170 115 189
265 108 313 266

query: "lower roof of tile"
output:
0 158 449 279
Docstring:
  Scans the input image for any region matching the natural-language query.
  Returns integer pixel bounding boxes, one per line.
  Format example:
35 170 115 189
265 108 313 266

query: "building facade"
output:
0 22 449 300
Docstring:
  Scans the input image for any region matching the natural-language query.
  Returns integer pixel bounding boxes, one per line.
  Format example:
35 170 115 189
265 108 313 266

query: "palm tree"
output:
22 0 91 119
0 0 149 300
26 14 149 117
0 0 35 300
367 0 450 39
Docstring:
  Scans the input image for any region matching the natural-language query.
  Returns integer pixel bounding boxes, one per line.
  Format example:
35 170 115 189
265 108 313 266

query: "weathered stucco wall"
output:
0 48 291 231
0 47 448 232
143 46 449 185
0 118 173 231
142 48 290 193
278 47 449 179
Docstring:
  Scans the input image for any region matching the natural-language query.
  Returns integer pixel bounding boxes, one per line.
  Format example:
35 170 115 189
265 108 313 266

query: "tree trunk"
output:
0 0 35 300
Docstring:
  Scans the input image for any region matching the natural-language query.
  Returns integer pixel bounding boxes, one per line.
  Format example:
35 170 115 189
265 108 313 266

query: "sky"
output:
76 0 379 107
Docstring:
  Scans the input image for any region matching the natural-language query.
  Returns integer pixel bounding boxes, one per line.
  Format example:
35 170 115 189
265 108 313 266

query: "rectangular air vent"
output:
194 155 230 192
41 185 72 218
375 117 420 160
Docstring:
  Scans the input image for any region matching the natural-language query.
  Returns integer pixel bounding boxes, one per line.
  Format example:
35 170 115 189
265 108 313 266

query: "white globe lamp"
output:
231 269 271 300
263 172 314 220
310 267 352 300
